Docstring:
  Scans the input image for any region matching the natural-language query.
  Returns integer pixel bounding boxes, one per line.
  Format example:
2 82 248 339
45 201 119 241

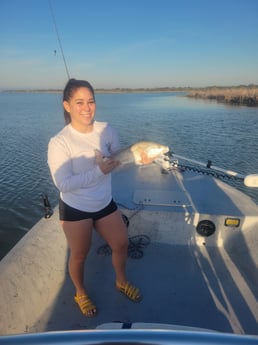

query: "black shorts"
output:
59 198 118 222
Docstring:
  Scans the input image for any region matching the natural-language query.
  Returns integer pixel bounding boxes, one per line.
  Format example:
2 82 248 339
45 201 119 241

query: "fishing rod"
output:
48 0 70 79
169 153 258 188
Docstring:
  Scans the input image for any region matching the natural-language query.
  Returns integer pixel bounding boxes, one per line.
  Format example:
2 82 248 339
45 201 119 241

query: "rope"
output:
97 234 150 259
97 212 151 259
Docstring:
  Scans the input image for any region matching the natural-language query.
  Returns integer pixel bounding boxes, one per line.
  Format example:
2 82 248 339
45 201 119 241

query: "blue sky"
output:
0 0 257 89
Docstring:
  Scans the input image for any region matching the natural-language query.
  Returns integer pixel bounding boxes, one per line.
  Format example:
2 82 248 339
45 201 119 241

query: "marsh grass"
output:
188 87 258 106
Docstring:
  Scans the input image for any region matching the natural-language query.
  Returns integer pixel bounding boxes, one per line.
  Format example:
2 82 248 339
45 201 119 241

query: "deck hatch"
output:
133 189 191 207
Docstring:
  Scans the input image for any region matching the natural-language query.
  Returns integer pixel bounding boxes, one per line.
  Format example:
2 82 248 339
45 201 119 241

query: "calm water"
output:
0 92 258 259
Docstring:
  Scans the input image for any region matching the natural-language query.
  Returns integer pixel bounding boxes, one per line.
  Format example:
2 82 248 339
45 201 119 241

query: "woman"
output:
48 78 141 317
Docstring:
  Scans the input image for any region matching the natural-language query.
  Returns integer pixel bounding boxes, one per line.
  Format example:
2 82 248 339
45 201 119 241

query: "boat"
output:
0 152 258 344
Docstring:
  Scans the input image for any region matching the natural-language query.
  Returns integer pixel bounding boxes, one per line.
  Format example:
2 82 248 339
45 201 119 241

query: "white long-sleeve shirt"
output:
48 121 120 212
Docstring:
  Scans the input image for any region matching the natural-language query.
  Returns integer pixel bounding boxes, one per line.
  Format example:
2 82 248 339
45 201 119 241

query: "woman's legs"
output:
95 210 141 302
95 210 128 285
61 219 96 315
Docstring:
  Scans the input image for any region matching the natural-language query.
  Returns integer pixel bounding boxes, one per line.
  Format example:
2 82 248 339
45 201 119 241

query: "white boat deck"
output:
40 236 258 335
0 163 257 336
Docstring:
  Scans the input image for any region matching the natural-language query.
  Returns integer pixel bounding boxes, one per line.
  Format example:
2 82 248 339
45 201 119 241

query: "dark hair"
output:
63 78 95 124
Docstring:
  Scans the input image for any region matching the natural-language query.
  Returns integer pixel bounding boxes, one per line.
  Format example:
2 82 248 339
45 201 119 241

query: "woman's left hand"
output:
98 158 120 174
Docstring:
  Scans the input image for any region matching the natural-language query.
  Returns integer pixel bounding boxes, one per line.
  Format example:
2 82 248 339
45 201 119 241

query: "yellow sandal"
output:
116 281 142 303
74 294 97 317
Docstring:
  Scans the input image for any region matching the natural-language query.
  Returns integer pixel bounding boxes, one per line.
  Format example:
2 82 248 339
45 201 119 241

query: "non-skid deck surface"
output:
39 235 257 335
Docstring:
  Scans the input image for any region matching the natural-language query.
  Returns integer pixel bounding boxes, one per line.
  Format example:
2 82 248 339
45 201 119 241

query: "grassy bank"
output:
187 86 258 106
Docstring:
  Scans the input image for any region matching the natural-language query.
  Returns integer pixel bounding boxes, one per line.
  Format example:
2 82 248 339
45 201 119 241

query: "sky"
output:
0 0 258 90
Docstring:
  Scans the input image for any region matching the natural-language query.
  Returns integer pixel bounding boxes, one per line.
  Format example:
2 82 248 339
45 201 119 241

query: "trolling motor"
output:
41 193 53 219
167 151 258 187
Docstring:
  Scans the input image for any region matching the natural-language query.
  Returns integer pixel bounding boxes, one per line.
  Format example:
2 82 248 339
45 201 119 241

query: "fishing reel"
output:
41 194 53 219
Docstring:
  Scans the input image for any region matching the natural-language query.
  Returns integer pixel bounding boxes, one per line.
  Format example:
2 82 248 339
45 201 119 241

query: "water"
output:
0 92 258 259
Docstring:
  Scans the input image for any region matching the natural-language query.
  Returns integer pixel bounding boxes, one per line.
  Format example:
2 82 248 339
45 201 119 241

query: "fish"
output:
95 141 169 168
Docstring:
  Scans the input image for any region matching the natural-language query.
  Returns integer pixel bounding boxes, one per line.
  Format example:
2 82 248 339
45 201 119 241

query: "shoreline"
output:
1 86 258 106
1 87 190 94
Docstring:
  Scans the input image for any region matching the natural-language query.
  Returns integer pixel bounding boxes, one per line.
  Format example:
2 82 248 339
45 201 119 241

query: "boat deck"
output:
0 162 257 336
39 233 258 335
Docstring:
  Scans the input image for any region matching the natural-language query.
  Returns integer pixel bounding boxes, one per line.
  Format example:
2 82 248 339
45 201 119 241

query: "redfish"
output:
95 141 169 167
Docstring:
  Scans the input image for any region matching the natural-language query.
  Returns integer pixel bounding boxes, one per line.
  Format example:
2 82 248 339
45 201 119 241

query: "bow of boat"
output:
0 159 257 339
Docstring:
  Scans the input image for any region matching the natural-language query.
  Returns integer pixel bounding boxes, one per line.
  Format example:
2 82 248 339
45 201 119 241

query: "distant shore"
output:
2 86 258 106
1 87 191 94
187 86 258 107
